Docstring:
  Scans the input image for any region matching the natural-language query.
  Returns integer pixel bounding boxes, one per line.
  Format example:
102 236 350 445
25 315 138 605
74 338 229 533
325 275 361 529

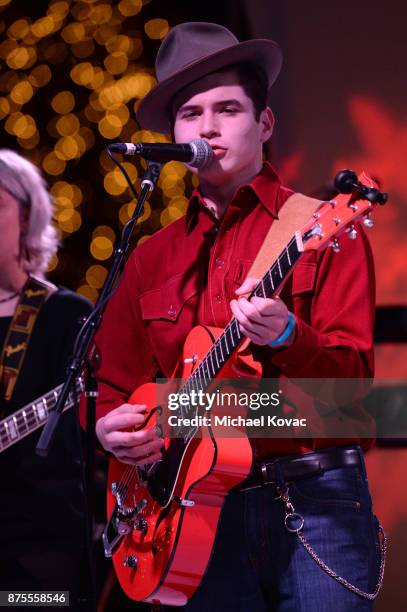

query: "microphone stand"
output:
35 159 163 610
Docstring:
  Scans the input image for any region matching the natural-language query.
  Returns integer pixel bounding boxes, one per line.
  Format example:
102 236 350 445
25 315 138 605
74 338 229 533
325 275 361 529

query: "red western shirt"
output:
92 163 375 458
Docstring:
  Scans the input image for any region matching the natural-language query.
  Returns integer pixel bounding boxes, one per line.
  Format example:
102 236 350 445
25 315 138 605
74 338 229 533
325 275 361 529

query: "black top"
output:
0 287 93 544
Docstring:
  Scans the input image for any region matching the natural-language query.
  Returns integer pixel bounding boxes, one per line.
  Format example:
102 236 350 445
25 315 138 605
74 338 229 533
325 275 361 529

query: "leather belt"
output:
235 446 363 492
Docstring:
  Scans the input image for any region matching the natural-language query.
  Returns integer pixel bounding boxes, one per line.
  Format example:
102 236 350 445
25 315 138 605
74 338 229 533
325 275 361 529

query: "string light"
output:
10 80 35 105
118 0 143 17
144 18 169 40
51 91 75 114
90 236 114 261
0 1 197 299
86 264 108 288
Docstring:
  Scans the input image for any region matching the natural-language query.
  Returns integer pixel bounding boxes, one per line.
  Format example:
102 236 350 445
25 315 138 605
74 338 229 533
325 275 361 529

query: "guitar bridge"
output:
103 484 148 558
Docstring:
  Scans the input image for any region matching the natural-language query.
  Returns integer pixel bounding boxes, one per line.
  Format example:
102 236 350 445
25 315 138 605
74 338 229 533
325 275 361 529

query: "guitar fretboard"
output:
0 378 83 452
175 235 303 439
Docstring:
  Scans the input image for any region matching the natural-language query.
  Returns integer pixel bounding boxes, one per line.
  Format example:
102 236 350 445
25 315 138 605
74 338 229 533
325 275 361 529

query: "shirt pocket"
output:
139 273 201 375
140 273 201 322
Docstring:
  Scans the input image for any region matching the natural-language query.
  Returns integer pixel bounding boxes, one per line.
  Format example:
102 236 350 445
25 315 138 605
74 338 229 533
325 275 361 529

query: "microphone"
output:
107 139 213 169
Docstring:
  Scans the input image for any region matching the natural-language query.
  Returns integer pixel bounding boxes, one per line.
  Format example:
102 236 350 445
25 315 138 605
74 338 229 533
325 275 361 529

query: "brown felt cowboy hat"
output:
137 22 283 134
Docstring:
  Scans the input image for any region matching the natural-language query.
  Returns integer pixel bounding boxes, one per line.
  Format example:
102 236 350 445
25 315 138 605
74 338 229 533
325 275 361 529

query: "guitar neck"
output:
0 379 83 453
182 233 304 397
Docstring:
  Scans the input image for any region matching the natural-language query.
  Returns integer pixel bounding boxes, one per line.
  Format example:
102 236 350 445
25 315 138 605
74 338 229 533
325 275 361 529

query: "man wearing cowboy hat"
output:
95 22 383 611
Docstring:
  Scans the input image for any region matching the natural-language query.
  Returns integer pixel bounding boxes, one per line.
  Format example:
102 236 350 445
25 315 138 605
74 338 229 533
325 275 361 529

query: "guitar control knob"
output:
123 555 138 569
347 226 358 240
363 216 374 228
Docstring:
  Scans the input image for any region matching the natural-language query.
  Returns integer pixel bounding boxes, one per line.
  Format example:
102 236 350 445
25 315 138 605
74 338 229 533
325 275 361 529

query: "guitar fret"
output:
214 347 220 369
196 367 203 389
36 399 47 421
207 360 213 382
286 246 291 266
183 380 191 398
43 393 51 409
277 257 282 278
231 329 236 349
6 419 18 440
192 373 200 395
218 340 224 363
203 360 211 383
32 404 39 423
209 350 216 376
14 411 28 435
13 415 21 438
0 425 9 446
197 366 205 388
223 332 230 355
268 269 275 291
185 378 193 400
236 320 241 340
180 402 187 421
227 325 235 350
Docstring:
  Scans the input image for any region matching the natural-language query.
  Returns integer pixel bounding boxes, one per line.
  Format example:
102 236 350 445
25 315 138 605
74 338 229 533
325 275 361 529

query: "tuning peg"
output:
363 215 374 228
346 225 358 240
329 239 340 253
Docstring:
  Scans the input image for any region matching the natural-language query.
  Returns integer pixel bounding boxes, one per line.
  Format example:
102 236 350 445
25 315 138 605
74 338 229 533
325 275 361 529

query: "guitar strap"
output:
247 192 322 281
0 275 57 406
238 192 322 351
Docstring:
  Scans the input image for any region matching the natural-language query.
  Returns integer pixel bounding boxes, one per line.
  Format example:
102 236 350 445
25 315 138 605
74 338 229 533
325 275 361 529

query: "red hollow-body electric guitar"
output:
103 172 387 606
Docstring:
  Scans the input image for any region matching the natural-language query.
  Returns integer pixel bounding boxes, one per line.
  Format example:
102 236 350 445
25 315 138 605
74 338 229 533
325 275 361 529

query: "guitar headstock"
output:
301 170 387 253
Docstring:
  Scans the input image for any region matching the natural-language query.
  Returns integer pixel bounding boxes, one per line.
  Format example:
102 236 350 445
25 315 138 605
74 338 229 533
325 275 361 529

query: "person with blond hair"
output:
0 149 92 609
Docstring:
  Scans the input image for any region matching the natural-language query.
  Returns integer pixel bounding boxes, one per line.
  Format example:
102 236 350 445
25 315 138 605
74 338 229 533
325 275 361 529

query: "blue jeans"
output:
171 449 383 612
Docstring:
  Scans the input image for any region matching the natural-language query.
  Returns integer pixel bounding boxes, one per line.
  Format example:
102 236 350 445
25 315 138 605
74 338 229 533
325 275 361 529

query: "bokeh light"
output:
55 208 82 233
29 64 52 87
0 1 197 299
51 90 75 114
118 0 143 17
90 236 114 261
86 264 108 288
10 80 34 104
144 18 169 40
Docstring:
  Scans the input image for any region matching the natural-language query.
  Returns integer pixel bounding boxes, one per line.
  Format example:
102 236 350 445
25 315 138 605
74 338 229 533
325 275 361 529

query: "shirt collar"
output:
185 162 282 233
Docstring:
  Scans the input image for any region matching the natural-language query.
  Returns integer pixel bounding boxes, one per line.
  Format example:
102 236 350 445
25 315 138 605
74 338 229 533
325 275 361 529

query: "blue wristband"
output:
269 312 296 348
